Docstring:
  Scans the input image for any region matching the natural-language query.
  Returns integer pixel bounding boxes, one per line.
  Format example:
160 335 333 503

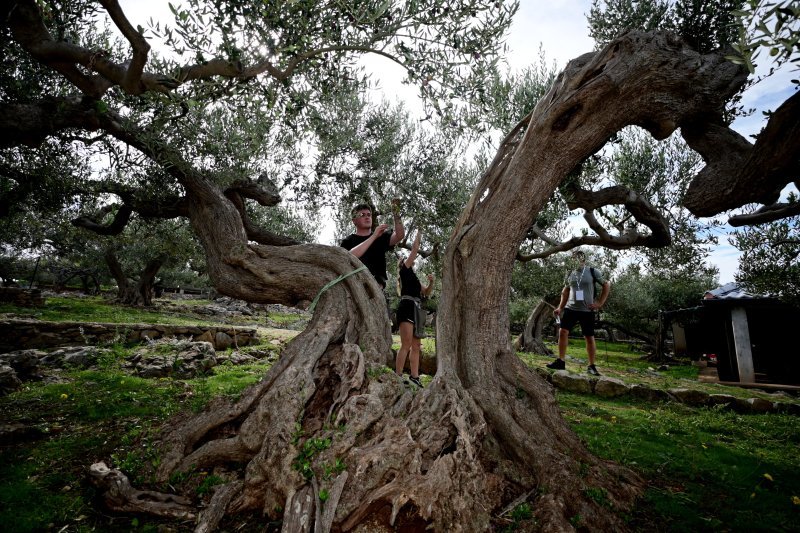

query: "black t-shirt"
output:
341 232 393 286
398 263 421 298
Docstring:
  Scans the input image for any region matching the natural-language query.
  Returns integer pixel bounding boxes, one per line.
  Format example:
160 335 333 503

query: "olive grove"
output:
2 0 798 531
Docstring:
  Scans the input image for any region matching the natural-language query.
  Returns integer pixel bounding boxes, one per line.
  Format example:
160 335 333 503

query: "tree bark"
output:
513 298 556 355
103 249 165 306
92 31 748 531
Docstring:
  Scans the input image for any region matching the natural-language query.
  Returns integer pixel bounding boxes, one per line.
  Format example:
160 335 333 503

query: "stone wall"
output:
0 287 44 307
0 318 258 353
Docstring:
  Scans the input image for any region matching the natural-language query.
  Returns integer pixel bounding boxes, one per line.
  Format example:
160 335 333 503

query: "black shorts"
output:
396 298 416 324
560 308 595 337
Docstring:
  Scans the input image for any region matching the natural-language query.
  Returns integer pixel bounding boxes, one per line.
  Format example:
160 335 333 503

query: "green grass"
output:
0 296 220 326
558 391 800 531
2 295 799 531
518 337 790 402
266 311 307 326
0 353 274 531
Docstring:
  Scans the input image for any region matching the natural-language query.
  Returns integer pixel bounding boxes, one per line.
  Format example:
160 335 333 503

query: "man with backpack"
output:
547 249 610 376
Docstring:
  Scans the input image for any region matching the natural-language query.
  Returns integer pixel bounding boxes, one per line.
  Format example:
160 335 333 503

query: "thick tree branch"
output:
683 90 800 218
5 1 115 97
516 184 671 261
223 179 299 247
97 0 151 94
729 200 800 226
72 204 133 235
0 97 104 147
226 175 281 207
4 0 410 99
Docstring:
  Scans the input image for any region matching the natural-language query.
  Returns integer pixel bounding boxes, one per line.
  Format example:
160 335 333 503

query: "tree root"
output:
88 462 196 520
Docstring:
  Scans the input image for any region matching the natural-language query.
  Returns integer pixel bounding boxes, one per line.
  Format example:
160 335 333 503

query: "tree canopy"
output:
1 1 799 531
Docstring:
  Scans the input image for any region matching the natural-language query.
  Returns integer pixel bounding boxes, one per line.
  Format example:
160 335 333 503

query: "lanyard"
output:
308 265 368 312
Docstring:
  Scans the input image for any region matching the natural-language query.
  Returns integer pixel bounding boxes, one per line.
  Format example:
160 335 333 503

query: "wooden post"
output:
730 307 755 383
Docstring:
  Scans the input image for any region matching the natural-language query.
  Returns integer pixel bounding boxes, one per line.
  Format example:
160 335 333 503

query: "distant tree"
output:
731 208 800 306
589 0 743 52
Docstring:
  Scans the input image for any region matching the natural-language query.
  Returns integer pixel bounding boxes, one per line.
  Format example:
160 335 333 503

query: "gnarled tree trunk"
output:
514 297 557 354
104 249 165 306
93 32 748 531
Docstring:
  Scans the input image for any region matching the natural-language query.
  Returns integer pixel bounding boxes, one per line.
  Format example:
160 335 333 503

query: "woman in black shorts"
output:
395 231 434 387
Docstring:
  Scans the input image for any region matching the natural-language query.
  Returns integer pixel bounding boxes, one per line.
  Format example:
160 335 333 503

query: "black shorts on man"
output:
560 308 595 337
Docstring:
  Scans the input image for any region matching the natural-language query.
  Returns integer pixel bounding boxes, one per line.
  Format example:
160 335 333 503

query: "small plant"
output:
319 489 330 502
366 365 393 379
196 474 224 495
292 437 332 480
584 486 610 508
510 502 532 521
500 502 535 532
322 457 346 480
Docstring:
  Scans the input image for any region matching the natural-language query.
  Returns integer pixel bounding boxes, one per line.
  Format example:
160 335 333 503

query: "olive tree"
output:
2 1 798 531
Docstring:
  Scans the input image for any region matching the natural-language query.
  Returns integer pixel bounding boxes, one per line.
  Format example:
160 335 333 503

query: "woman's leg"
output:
410 337 422 378
395 321 414 376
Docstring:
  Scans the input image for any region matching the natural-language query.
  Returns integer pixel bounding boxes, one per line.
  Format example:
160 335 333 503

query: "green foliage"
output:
731 210 800 306
292 437 332 480
510 502 533 521
196 474 224 495
319 456 348 482
588 0 744 53
605 262 716 338
727 0 800 76
500 501 535 531
584 486 611 508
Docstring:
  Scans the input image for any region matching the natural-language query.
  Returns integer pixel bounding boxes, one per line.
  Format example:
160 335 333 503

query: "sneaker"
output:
409 375 424 388
587 364 600 376
546 359 565 370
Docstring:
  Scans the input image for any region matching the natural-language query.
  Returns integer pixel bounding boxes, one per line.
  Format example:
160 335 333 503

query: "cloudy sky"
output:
119 0 796 283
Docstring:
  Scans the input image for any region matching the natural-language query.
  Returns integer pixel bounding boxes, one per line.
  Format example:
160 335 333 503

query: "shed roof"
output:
704 282 763 300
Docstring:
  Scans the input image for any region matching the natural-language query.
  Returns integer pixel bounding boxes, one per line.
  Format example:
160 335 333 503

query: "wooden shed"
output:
669 283 800 387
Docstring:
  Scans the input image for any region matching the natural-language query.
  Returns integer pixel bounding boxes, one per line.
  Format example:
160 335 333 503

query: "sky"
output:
117 0 797 284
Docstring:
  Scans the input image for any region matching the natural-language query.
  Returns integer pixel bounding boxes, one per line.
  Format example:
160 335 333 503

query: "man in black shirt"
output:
340 200 405 288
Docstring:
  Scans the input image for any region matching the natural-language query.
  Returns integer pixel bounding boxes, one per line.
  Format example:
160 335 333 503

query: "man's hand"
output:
391 198 401 214
554 307 562 317
588 302 602 310
374 223 389 237
427 273 434 283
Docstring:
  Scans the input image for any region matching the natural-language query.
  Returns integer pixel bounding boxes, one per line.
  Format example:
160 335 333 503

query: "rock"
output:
0 422 47 444
0 365 22 395
195 330 215 345
708 394 738 408
214 331 233 350
0 349 42 377
534 367 552 383
140 329 162 342
746 397 776 414
133 341 217 379
780 403 800 416
551 370 593 394
594 377 630 398
216 352 257 365
668 388 710 407
629 384 674 403
63 347 101 368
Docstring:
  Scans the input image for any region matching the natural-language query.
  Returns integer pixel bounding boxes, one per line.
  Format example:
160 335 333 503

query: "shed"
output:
669 283 800 386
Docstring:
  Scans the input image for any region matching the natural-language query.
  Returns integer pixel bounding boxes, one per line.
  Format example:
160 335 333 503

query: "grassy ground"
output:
1 295 799 531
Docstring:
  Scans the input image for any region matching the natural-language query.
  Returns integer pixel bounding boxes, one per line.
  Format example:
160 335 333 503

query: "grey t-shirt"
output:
564 265 606 312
